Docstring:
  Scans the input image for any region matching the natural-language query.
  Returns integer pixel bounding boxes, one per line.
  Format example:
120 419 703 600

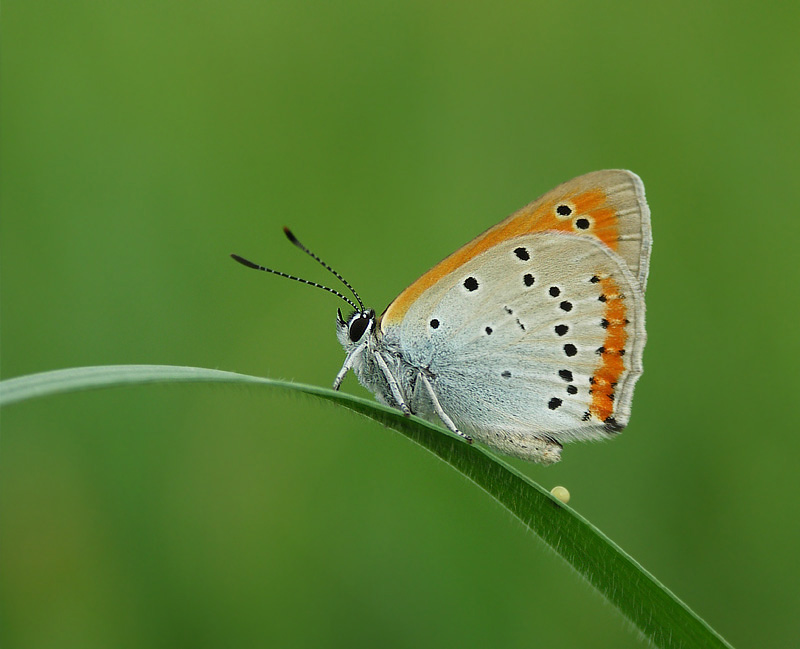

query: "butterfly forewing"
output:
381 169 650 331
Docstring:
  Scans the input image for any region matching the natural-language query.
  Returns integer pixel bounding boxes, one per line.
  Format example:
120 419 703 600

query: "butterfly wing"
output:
381 169 650 328
378 171 650 453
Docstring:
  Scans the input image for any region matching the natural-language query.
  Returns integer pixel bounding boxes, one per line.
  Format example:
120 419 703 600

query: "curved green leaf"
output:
0 365 733 649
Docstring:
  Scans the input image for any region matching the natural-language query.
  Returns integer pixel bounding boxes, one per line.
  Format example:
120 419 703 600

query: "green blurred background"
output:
2 2 799 647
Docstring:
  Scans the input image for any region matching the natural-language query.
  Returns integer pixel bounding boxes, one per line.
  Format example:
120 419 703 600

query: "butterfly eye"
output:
348 312 372 342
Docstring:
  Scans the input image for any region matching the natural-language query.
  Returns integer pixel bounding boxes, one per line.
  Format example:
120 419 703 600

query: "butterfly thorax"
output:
336 308 420 410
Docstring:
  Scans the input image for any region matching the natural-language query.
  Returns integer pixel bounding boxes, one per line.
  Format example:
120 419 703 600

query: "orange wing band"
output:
588 276 628 423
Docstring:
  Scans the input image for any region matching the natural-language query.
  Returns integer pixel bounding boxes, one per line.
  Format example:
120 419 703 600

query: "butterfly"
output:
232 170 651 464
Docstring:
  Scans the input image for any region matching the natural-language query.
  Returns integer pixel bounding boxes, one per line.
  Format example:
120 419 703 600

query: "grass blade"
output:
0 364 733 649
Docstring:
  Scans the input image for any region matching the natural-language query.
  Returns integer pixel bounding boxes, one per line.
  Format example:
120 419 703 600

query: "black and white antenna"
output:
231 227 364 311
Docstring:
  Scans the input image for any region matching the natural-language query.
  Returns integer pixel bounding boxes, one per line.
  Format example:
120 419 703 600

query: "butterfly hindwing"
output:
383 231 645 449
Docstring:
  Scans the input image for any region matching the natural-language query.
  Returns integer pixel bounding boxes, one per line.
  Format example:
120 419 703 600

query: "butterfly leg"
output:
333 350 358 390
373 351 413 417
418 373 473 444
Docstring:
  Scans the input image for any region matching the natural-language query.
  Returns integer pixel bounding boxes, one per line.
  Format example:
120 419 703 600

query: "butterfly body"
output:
333 170 650 464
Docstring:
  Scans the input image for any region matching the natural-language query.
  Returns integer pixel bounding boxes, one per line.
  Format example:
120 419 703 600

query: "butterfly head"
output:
336 307 376 351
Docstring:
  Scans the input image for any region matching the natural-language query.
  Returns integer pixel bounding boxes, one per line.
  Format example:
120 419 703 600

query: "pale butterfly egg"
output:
550 486 571 504
232 170 651 465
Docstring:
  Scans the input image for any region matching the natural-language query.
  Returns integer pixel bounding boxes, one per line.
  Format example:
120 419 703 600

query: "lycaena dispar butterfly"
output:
233 170 651 464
